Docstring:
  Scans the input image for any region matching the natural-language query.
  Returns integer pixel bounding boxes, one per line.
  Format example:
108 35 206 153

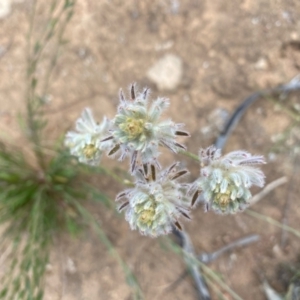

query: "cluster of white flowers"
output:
65 108 111 165
102 85 189 172
190 146 266 214
65 84 266 236
117 163 190 237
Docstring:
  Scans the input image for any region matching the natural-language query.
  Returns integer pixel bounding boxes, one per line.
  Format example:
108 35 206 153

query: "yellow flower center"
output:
137 202 156 227
83 144 98 159
214 185 231 211
216 193 231 208
119 117 145 139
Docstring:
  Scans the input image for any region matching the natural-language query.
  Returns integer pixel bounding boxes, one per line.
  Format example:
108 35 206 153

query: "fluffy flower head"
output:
103 84 189 172
190 146 266 214
65 108 110 165
116 163 191 237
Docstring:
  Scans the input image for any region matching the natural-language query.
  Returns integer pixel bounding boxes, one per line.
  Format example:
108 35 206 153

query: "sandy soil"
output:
0 0 300 299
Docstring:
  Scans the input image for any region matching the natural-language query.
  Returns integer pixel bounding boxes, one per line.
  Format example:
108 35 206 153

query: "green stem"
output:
25 0 77 172
199 263 243 300
26 0 47 171
266 96 300 122
246 209 300 239
41 2 76 97
27 0 38 64
98 166 134 187
30 3 66 74
179 149 200 162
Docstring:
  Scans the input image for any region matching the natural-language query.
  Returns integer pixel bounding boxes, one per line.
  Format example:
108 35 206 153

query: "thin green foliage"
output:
0 1 81 297
246 210 300 239
266 94 300 155
0 142 134 299
0 0 141 298
0 144 109 299
25 0 76 171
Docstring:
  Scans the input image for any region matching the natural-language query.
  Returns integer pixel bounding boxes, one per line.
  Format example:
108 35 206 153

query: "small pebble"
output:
147 54 183 91
66 257 77 274
290 32 299 40
272 244 284 258
155 40 174 51
202 61 209 69
0 0 11 19
254 58 268 70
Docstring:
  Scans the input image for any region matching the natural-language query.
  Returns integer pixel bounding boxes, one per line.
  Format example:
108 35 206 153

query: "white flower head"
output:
190 146 266 214
65 108 111 165
103 84 190 172
116 163 191 237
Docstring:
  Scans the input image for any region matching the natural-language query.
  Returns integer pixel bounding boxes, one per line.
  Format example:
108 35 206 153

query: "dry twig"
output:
250 176 288 205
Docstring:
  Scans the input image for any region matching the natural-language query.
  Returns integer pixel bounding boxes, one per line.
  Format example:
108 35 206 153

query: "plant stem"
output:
179 149 200 162
26 0 47 171
246 210 300 239
41 2 76 97
98 166 134 186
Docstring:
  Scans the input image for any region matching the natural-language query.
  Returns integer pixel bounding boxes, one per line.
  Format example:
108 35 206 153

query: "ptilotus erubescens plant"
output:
65 83 266 236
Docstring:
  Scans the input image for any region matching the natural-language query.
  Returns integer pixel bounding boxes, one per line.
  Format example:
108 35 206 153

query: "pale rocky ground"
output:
0 0 300 299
